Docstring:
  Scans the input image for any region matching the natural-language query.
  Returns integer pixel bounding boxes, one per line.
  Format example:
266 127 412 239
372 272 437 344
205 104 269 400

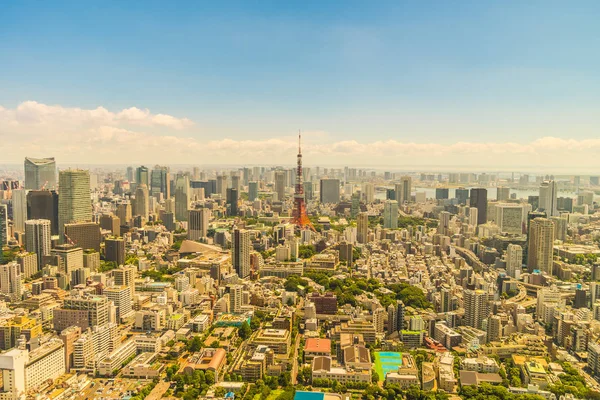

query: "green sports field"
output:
373 351 403 381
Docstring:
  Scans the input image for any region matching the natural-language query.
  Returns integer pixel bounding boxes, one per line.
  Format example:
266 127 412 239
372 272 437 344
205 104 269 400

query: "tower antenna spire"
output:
298 130 301 154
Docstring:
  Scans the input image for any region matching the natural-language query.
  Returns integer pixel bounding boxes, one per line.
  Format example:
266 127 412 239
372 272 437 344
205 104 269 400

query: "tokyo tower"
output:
291 132 315 231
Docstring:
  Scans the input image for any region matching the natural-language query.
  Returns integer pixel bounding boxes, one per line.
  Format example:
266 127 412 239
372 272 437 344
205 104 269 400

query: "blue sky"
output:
1 1 600 167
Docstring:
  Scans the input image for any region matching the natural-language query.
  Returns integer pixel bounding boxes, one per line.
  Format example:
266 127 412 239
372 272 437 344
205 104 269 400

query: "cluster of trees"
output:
573 253 598 265
140 263 183 282
238 320 252 340
130 378 158 400
377 282 432 309
284 276 310 292
242 377 294 400
298 244 316 259
98 260 117 272
170 369 215 400
459 383 547 400
311 378 370 390
503 358 522 387
548 362 600 399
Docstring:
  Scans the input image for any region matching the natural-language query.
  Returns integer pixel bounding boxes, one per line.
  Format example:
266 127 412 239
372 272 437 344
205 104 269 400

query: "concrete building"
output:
188 208 210 241
25 219 51 269
527 218 555 275
320 179 340 204
104 285 133 321
105 237 125 266
232 229 250 279
538 180 558 217
0 205 7 248
463 289 489 330
469 188 487 225
0 262 23 302
64 222 101 252
0 339 65 398
134 184 150 219
27 190 59 235
357 212 368 244
11 189 27 233
495 204 523 235
53 296 110 331
396 176 412 204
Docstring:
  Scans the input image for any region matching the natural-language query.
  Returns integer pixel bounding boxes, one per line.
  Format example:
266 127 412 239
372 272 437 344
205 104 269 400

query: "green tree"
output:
239 321 251 340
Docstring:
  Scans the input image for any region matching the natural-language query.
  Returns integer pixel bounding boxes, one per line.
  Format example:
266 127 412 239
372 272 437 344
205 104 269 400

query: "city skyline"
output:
2 2 600 169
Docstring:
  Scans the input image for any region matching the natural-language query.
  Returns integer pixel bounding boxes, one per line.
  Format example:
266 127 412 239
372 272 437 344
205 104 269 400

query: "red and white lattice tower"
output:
291 131 315 231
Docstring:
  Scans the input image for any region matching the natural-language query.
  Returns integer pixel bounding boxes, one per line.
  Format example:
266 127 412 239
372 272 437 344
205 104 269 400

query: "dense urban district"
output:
1 143 600 400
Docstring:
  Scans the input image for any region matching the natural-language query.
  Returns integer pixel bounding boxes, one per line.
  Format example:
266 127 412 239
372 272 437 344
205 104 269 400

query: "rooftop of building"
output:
304 338 331 353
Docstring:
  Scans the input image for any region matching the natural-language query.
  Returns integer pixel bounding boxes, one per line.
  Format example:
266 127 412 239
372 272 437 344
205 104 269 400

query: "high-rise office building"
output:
455 188 469 205
54 296 109 331
495 204 523 234
538 180 558 217
496 187 510 202
319 179 340 204
232 229 251 279
274 171 286 202
226 188 238 216
216 175 227 199
0 205 8 247
438 211 451 236
11 189 27 233
116 202 132 227
362 182 375 203
387 300 405 333
231 174 240 193
383 200 398 229
350 193 360 218
303 182 313 201
134 184 150 219
51 244 84 275
357 212 368 244
25 219 51 268
506 244 523 279
150 166 170 199
469 188 487 225
24 157 56 190
0 262 23 301
227 284 243 313
135 166 149 187
527 218 555 275
435 188 449 200
463 289 489 330
188 208 210 241
126 166 134 183
27 190 59 235
64 222 101 252
248 181 259 202
105 237 125 266
175 175 190 221
114 265 136 299
104 286 132 321
99 214 120 236
396 176 412 204
58 169 92 241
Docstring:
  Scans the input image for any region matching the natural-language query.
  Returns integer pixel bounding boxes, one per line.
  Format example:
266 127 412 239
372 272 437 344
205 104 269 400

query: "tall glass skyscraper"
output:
24 157 56 190
58 169 92 241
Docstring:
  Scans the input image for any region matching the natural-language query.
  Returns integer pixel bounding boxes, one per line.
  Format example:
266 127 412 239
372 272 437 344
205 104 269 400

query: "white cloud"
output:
0 100 598 172
0 101 193 130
